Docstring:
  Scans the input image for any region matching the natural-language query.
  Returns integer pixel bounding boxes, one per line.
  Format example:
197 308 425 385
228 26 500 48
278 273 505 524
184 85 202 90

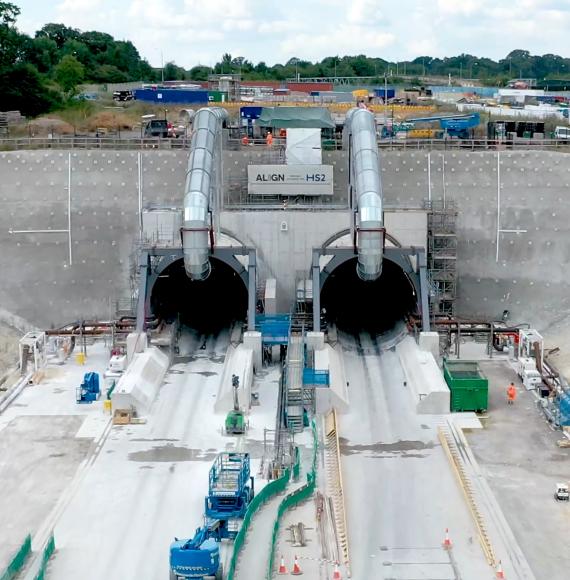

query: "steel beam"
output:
136 251 149 332
312 249 321 332
417 249 431 332
248 249 256 331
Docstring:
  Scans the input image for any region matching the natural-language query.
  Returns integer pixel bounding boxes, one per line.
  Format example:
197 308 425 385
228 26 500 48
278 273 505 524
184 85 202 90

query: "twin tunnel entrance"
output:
149 254 418 335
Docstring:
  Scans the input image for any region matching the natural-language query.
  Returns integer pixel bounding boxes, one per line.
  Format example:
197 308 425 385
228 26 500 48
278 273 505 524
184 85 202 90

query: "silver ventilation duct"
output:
345 108 384 281
182 107 228 280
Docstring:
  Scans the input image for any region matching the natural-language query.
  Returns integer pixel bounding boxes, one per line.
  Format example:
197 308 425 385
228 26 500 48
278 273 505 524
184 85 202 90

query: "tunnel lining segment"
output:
136 246 256 332
312 246 430 332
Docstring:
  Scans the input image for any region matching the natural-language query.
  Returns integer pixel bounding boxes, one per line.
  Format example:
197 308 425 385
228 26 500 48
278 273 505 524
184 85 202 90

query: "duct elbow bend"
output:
184 253 211 281
356 254 383 281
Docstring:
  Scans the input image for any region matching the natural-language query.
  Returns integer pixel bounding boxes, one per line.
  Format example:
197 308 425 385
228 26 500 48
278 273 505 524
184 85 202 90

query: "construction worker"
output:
266 130 273 146
507 382 517 405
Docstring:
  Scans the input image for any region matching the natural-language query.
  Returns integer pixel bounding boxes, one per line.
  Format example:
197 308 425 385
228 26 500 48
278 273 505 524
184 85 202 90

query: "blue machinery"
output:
391 113 481 139
76 372 100 404
169 453 254 580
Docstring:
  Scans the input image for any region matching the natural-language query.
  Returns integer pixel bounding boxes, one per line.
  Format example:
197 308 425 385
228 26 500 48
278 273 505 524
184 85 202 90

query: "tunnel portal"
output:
321 257 417 334
150 257 248 333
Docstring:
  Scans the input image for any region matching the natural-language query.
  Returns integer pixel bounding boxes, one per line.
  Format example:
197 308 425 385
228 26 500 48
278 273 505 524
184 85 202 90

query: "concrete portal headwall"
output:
380 150 570 328
1 149 570 331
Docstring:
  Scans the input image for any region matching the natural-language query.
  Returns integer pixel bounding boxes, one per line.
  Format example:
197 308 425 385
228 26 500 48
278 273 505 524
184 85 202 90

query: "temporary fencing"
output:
226 464 293 580
266 420 318 579
0 535 32 580
33 533 56 580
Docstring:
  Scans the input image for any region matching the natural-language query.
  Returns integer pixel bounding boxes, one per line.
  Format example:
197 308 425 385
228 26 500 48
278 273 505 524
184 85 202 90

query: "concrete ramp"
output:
214 344 253 413
315 344 349 413
396 336 450 414
112 347 169 415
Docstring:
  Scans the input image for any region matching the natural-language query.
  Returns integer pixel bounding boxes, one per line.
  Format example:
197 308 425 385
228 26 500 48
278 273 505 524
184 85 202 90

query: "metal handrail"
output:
3 136 570 152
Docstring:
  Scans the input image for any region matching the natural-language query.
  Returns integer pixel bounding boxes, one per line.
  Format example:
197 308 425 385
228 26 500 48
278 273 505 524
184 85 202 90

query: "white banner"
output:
247 165 333 196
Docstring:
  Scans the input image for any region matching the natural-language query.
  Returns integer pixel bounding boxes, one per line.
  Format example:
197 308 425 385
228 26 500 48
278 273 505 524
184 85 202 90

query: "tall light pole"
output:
161 50 164 83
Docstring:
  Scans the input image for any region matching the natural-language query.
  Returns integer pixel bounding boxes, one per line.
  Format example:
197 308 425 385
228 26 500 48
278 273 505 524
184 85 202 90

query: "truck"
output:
169 453 254 579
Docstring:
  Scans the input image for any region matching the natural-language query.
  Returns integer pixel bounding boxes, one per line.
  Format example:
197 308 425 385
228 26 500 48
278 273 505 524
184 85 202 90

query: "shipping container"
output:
443 360 488 412
134 88 209 105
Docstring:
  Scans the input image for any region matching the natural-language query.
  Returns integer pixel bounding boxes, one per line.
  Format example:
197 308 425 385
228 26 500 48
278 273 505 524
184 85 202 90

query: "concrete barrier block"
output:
306 331 325 351
214 344 253 413
243 331 262 371
397 336 450 414
419 331 440 359
113 346 168 416
315 344 349 414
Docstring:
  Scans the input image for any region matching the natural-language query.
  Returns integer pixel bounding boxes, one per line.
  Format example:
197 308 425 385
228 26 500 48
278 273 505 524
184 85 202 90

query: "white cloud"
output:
13 0 570 68
347 0 384 25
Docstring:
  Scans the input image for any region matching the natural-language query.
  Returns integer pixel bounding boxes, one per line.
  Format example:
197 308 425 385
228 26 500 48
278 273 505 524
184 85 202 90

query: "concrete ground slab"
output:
467 360 570 580
0 343 110 572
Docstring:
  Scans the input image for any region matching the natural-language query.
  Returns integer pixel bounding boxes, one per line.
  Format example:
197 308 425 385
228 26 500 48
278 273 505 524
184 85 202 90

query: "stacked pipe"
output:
344 108 384 281
182 107 228 281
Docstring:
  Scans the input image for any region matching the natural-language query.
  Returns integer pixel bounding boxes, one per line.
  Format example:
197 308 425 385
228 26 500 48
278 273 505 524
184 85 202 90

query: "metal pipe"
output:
343 108 384 281
183 107 228 280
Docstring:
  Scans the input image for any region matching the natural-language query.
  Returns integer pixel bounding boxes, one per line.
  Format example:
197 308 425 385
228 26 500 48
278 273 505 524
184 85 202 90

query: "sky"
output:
12 0 570 68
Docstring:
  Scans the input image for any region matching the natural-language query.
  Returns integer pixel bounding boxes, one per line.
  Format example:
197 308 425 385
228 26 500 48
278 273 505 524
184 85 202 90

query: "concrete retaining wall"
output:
1 149 570 330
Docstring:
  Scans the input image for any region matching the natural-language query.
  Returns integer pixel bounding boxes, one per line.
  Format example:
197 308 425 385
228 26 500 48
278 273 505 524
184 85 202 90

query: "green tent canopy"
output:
257 107 335 129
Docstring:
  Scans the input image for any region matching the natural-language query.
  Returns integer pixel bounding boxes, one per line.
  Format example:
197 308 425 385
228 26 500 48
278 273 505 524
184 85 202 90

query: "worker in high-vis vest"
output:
507 382 517 405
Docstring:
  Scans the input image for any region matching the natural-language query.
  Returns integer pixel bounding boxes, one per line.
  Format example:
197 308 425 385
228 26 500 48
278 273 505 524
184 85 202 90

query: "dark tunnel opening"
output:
321 257 417 334
150 258 248 333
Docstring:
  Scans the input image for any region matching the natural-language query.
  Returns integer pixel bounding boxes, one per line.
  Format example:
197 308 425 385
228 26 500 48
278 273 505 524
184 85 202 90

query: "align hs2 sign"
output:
247 165 334 196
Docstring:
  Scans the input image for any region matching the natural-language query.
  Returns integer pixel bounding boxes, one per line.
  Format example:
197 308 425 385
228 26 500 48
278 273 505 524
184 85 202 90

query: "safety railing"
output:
0 136 191 151
4 135 570 153
226 465 292 580
266 420 318 579
0 534 31 580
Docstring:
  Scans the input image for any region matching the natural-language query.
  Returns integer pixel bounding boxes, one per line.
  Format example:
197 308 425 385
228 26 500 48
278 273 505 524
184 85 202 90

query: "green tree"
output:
25 36 59 73
0 2 26 68
90 64 128 83
189 65 212 81
36 23 80 49
0 63 61 116
54 54 84 93
163 61 186 81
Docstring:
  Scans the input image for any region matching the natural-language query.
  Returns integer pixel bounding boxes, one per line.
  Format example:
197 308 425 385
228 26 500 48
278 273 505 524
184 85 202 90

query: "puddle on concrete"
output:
420 424 430 430
49 452 66 458
339 437 434 458
128 445 218 463
139 465 154 470
173 356 194 364
168 369 185 375
190 371 218 377
52 388 66 394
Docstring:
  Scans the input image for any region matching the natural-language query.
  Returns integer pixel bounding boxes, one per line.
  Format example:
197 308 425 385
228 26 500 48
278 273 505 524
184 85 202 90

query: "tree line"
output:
2 0 570 118
0 1 155 116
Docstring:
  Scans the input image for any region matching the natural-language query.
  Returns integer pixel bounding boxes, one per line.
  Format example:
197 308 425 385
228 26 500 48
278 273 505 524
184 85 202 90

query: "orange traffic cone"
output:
442 528 452 549
496 561 505 578
291 554 303 575
278 555 288 575
332 561 342 580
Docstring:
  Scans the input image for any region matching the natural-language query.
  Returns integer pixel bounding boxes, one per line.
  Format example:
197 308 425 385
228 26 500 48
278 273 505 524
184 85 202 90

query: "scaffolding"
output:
426 199 458 317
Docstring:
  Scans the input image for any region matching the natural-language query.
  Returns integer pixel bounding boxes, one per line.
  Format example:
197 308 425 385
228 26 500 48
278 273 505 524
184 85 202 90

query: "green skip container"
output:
443 360 489 412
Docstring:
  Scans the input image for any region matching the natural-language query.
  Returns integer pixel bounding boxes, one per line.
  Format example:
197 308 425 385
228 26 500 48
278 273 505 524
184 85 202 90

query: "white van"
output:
554 126 570 140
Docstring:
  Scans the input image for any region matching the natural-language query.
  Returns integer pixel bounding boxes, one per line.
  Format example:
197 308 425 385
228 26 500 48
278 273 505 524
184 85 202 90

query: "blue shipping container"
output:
240 106 263 119
373 88 396 99
134 89 209 105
